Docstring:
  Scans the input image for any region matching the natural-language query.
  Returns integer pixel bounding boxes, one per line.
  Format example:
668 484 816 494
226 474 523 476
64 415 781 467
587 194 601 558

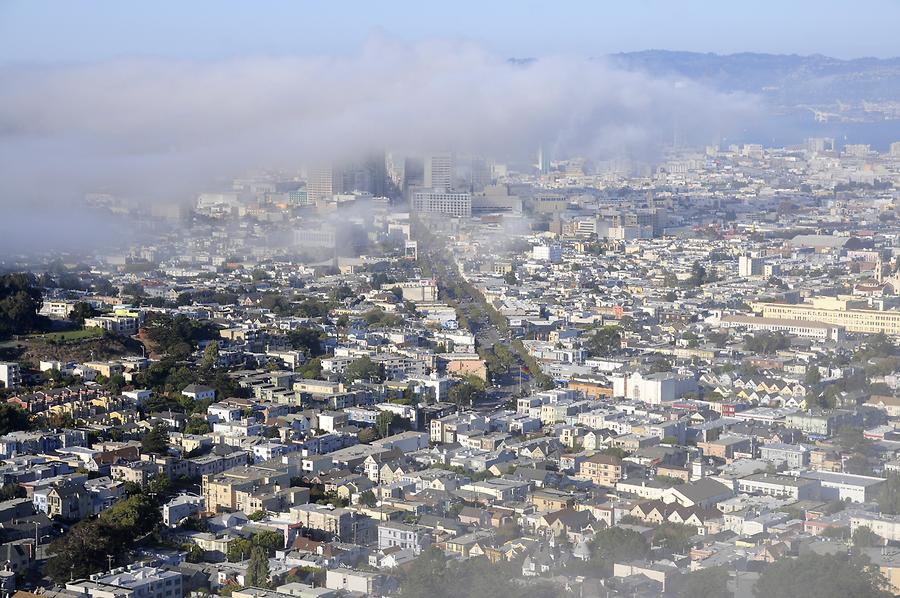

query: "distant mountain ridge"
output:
610 50 900 104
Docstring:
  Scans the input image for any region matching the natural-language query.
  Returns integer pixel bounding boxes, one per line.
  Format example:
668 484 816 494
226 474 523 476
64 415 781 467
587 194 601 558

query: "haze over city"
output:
2 3 900 598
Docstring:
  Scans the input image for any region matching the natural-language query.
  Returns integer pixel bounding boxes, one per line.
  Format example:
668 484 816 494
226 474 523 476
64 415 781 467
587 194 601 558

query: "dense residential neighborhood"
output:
7 2 900 595
3 140 900 597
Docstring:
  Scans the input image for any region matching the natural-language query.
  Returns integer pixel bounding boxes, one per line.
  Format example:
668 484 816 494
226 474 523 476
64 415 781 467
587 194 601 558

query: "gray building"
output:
377 521 431 554
759 443 810 469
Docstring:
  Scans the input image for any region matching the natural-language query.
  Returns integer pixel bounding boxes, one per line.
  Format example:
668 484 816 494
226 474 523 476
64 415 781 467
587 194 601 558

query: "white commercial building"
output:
0 363 21 389
411 189 471 218
611 371 698 405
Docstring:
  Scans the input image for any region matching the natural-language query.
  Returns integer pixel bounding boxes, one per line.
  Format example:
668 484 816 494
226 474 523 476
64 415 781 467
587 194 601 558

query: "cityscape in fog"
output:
4 3 900 598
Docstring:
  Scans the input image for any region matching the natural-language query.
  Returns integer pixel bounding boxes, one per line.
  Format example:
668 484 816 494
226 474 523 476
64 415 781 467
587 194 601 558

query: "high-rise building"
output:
386 152 407 191
532 244 562 263
739 254 764 278
806 137 835 154
890 142 900 157
470 157 492 191
844 144 871 158
424 153 453 190
537 146 550 174
307 166 342 204
411 189 471 218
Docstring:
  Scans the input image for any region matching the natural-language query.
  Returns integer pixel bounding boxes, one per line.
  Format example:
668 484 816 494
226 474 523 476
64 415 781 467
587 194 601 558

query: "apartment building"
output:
579 453 624 487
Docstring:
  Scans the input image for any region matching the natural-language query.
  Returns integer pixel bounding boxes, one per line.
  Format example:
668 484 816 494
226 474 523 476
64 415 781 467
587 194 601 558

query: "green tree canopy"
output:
245 546 270 588
753 553 891 598
677 566 730 598
68 301 98 326
0 404 32 435
589 526 650 576
587 326 622 356
447 377 486 407
0 273 45 338
344 356 385 383
376 411 395 438
141 423 170 455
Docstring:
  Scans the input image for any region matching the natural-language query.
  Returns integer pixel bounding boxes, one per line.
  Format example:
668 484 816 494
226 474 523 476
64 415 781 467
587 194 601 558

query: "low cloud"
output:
0 36 759 214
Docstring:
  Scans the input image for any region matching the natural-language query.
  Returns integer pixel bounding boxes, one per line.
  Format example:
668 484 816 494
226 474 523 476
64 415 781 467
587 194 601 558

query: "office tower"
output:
844 144 871 158
470 157 492 191
537 146 550 174
362 153 387 197
532 244 562 263
411 189 471 218
739 254 764 278
424 153 453 190
889 142 900 157
806 137 835 154
307 166 343 204
386 152 406 191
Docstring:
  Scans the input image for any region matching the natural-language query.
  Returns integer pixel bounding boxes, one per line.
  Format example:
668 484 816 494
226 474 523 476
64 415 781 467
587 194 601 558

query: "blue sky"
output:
1 0 899 63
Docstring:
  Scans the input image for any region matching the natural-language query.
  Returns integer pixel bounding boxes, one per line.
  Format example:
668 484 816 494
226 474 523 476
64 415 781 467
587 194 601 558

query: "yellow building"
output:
751 296 900 335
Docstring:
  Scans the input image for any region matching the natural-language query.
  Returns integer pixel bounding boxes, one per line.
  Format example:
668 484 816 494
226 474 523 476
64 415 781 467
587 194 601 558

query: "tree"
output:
687 261 708 287
143 313 218 359
375 411 394 438
0 483 25 500
344 356 385 383
248 510 268 522
184 544 205 563
141 424 170 455
287 327 325 357
47 489 163 583
68 302 98 326
200 342 220 371
359 490 378 508
297 357 323 379
853 526 883 548
121 282 145 300
677 566 729 598
0 404 31 435
587 326 621 356
753 553 891 598
184 418 211 435
0 273 45 338
653 523 697 553
358 427 377 444
447 377 485 407
99 492 161 536
805 365 822 386
399 547 451 598
589 526 650 576
245 546 270 588
878 472 900 515
227 537 253 562
743 331 790 355
46 520 120 582
253 530 284 554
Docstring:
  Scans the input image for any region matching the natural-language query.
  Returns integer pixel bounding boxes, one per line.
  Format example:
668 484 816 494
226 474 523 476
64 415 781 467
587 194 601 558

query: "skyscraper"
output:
537 146 550 174
424 153 453 190
307 166 342 204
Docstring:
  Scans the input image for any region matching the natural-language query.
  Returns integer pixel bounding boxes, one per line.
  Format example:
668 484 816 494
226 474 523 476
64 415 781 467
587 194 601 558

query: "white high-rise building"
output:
307 166 341 204
533 244 563 263
411 189 471 218
739 254 764 278
537 146 550 174
0 363 20 389
424 153 453 190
